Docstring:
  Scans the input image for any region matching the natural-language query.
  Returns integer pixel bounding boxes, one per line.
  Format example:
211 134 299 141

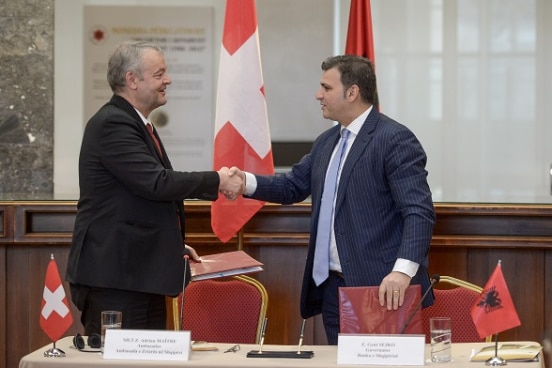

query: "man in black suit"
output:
66 40 244 334
230 55 435 344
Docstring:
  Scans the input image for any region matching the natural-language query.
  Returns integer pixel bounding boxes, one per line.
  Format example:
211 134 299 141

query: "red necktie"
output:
147 123 182 232
146 123 163 157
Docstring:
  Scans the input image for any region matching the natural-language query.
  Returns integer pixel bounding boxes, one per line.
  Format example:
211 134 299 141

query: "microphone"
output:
296 319 306 354
400 274 440 334
258 317 268 353
246 318 314 359
179 255 190 330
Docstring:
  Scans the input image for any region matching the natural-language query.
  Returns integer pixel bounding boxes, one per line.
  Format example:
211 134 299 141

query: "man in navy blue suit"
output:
229 55 435 344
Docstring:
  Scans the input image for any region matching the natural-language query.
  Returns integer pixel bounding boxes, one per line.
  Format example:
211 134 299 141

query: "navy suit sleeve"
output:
250 152 314 204
383 126 435 265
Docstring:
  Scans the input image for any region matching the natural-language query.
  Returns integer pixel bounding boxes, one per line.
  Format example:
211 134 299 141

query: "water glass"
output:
430 317 451 362
101 310 122 353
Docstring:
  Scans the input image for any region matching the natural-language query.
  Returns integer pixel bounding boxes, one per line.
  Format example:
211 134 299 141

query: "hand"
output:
183 244 201 262
217 166 245 200
227 166 245 181
226 166 246 199
378 271 412 310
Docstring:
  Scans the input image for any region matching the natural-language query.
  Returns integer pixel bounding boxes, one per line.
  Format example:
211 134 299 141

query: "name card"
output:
103 329 191 361
337 334 425 366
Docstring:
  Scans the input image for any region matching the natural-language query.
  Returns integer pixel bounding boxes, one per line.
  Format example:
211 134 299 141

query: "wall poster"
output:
83 6 214 171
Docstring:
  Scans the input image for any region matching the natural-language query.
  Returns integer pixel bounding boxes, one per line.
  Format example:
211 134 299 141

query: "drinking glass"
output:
101 310 122 353
430 317 451 362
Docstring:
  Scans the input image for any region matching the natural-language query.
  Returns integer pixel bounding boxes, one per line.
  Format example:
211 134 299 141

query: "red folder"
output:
339 285 423 334
190 250 263 281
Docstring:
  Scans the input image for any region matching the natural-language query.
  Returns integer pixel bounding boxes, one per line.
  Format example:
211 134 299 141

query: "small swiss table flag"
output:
40 254 73 342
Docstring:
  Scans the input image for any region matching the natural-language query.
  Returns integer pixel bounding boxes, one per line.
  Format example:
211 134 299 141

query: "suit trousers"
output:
70 284 166 335
320 272 346 345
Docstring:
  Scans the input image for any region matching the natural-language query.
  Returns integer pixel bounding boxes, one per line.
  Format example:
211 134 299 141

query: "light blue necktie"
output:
313 129 350 286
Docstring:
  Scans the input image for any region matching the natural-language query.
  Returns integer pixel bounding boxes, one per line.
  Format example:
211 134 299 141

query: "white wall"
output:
55 0 552 203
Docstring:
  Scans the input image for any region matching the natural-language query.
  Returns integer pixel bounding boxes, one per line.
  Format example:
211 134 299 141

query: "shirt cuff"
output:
244 172 257 196
392 258 419 278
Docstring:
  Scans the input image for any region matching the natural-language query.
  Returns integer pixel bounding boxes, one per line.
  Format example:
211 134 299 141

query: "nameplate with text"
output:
337 334 425 365
103 329 191 361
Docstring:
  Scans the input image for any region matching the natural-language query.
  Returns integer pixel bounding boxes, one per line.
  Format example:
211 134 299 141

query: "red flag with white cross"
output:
211 0 274 243
40 255 73 342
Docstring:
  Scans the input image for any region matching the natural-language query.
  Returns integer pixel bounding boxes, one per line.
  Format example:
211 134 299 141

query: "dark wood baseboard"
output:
1 201 551 368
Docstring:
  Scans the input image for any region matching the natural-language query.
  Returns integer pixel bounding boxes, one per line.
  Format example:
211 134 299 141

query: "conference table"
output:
19 336 544 368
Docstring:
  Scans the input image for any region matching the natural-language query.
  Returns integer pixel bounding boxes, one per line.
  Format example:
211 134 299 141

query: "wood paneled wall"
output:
1 201 551 368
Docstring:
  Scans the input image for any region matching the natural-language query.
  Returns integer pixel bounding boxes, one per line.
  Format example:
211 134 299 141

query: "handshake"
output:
217 166 245 200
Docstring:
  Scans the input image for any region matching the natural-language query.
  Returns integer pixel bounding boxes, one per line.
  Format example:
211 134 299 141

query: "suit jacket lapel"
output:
108 95 172 168
335 109 378 209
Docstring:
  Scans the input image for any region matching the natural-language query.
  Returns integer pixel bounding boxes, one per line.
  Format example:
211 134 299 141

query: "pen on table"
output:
224 344 240 353
258 317 268 353
297 319 306 354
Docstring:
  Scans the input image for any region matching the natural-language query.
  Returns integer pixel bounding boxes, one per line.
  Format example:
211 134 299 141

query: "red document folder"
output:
339 284 423 334
190 250 263 281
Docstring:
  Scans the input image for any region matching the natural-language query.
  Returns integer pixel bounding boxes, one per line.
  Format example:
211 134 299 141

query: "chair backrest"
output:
422 275 491 343
172 275 268 344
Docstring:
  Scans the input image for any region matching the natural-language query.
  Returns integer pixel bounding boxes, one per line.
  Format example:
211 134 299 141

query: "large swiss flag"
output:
211 0 274 243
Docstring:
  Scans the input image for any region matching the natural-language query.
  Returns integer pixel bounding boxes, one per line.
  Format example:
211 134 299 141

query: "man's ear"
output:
126 71 138 90
347 85 359 101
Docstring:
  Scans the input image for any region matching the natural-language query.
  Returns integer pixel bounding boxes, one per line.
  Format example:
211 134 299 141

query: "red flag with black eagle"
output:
345 0 379 110
470 261 521 338
345 0 376 61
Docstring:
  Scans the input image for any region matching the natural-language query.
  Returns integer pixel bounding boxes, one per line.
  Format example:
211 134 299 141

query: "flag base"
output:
485 356 507 366
43 346 66 358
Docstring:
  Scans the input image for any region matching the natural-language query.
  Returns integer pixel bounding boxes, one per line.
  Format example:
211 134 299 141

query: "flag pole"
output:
237 227 244 251
485 333 506 366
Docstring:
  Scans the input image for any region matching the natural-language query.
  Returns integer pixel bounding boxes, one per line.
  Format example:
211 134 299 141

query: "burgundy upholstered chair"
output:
422 275 491 343
172 275 268 344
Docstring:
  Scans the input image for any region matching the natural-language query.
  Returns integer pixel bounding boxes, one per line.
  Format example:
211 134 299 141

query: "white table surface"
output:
19 336 544 368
